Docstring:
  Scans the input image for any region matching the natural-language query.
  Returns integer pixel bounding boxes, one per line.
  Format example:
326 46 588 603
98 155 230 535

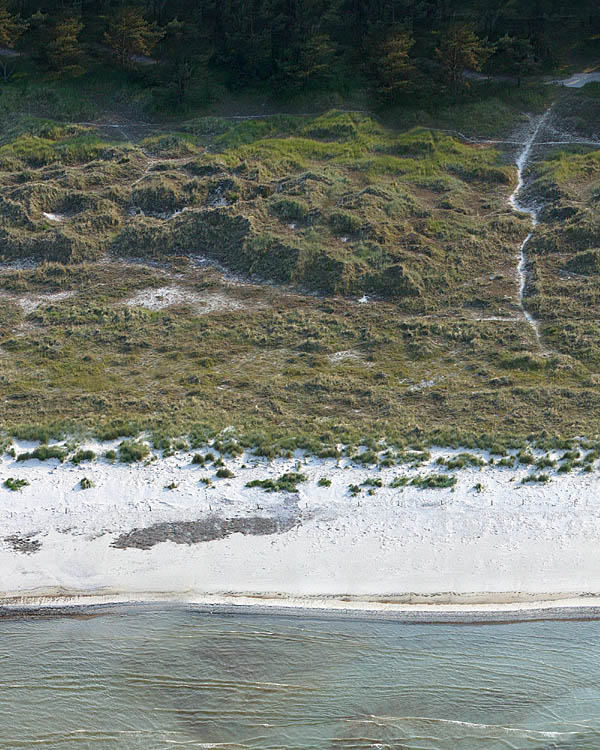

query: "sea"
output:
0 607 598 749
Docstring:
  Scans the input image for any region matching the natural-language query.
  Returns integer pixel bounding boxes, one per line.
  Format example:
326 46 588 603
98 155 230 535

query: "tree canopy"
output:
0 0 597 105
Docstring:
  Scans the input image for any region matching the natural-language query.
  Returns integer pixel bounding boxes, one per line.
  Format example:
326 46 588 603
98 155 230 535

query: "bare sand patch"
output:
123 285 251 313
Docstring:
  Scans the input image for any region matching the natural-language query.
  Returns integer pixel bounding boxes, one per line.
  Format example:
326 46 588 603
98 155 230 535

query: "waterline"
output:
2 609 600 749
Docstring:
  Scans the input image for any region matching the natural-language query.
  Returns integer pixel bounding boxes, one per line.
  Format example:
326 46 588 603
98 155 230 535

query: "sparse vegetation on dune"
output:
0 55 596 450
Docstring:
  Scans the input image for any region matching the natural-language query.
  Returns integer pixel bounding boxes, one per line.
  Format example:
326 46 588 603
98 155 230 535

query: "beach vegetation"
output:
118 440 150 463
3 477 29 491
317 477 331 487
71 449 96 465
497 457 515 468
79 477 94 489
522 473 550 484
517 450 535 465
436 452 485 470
535 456 556 469
410 473 457 489
215 467 234 478
246 472 307 493
16 445 67 462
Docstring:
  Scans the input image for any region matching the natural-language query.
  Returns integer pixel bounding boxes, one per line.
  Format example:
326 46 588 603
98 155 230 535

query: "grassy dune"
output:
0 81 597 451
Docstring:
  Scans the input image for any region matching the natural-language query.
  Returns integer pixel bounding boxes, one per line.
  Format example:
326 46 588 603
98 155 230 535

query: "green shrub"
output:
16 445 67 462
103 449 117 462
498 457 515 467
247 472 307 493
411 474 457 489
118 440 150 463
4 477 29 491
437 452 485 469
269 198 309 222
535 456 556 469
216 467 235 478
565 248 600 275
517 450 535 465
72 449 96 465
354 450 379 464
390 476 410 487
328 210 363 236
79 477 94 490
317 477 332 487
362 477 382 487
348 483 361 495
522 473 550 484
191 453 205 465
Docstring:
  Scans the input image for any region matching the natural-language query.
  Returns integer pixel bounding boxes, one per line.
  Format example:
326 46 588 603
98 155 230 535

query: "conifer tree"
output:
0 1 27 82
104 6 162 68
436 23 491 100
368 32 416 105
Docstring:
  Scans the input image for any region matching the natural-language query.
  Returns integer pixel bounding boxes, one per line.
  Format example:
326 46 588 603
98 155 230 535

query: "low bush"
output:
498 457 515 467
411 474 457 489
535 456 556 469
247 472 307 492
118 440 150 463
3 477 29 491
565 248 600 275
79 477 94 489
269 198 309 222
72 449 96 465
317 477 331 487
522 473 550 484
517 450 535 465
436 452 485 469
216 467 235 478
353 450 379 464
328 210 363 236
16 444 67 462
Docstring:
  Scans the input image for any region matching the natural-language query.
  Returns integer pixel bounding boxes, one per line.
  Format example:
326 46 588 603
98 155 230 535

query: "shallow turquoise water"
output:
0 608 599 748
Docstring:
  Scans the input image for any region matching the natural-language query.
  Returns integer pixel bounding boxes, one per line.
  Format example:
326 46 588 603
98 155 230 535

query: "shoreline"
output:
4 590 600 624
2 440 600 618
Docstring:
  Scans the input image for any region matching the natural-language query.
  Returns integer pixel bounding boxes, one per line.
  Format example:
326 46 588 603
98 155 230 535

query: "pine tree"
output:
104 6 163 68
491 35 537 85
368 32 416 105
161 17 208 106
436 23 491 100
279 33 336 92
0 1 27 83
39 14 84 76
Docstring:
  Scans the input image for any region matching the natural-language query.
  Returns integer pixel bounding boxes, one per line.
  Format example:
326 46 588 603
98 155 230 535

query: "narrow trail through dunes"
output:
508 107 553 349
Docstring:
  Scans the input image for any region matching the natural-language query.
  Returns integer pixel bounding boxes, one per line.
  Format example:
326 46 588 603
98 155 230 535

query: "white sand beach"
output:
0 441 599 616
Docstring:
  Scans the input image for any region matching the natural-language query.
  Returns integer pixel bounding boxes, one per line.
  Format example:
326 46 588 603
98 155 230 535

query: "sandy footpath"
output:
0 441 599 616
